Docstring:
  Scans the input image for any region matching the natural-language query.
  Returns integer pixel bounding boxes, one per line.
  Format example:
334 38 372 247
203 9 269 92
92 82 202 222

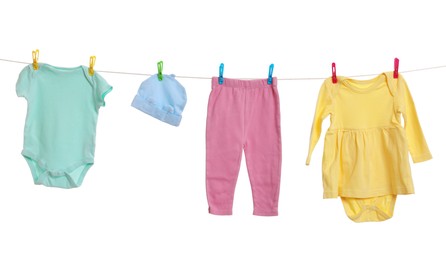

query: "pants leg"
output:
244 78 282 216
206 79 244 215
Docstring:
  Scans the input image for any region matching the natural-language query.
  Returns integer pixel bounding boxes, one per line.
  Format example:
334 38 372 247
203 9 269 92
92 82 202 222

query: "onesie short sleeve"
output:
16 65 33 98
93 72 113 108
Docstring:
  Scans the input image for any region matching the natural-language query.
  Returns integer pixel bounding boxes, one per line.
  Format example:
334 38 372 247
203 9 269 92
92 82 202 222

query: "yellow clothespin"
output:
89 56 96 76
32 49 39 70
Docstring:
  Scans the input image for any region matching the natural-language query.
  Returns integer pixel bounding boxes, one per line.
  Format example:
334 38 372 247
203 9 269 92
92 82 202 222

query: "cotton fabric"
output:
206 77 282 216
16 64 112 188
306 72 431 222
131 74 187 126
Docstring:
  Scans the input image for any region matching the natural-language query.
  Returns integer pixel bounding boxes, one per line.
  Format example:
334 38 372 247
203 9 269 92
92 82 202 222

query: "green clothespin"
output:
157 61 163 81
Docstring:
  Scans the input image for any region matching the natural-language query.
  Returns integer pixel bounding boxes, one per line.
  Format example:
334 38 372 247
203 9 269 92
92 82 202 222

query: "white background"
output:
0 0 445 259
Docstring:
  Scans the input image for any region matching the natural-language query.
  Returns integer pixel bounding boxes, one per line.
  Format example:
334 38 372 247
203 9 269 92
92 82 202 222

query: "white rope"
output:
1 58 445 81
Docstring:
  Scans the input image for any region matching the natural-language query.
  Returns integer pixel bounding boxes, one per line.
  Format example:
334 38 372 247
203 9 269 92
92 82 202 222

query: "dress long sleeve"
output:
306 80 333 165
397 76 432 163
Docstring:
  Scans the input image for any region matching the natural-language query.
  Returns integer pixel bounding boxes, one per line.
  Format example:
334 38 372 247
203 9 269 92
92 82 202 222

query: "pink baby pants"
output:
206 77 282 216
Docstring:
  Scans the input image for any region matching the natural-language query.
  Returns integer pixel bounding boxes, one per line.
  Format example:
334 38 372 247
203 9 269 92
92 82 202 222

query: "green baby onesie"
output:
16 64 112 188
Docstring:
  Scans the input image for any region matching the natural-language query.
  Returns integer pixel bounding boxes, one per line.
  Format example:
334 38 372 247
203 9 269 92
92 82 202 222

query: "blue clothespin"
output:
267 64 274 84
218 63 224 85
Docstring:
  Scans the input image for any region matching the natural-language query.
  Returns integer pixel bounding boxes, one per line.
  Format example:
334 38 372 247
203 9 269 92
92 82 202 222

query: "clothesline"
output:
1 58 446 81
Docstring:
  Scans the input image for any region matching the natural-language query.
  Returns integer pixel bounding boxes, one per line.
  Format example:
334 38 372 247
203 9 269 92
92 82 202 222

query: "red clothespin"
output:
332 62 337 83
393 58 399 78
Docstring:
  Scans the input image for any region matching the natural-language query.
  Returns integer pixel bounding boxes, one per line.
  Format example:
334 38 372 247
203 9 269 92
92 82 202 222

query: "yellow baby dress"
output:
306 72 432 222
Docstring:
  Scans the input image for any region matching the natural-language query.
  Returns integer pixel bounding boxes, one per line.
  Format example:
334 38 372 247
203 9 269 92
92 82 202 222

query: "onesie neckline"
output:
41 63 85 72
339 73 389 94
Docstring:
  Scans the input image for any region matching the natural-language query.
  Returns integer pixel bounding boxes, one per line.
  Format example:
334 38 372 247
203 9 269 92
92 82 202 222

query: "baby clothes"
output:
16 64 112 188
206 77 282 216
306 72 431 222
131 74 187 126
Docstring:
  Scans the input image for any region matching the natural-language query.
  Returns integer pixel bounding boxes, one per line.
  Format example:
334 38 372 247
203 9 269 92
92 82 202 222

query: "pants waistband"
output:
212 77 277 88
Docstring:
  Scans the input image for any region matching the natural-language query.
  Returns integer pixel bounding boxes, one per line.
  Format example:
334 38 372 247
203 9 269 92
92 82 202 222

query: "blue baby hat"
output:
131 74 187 126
